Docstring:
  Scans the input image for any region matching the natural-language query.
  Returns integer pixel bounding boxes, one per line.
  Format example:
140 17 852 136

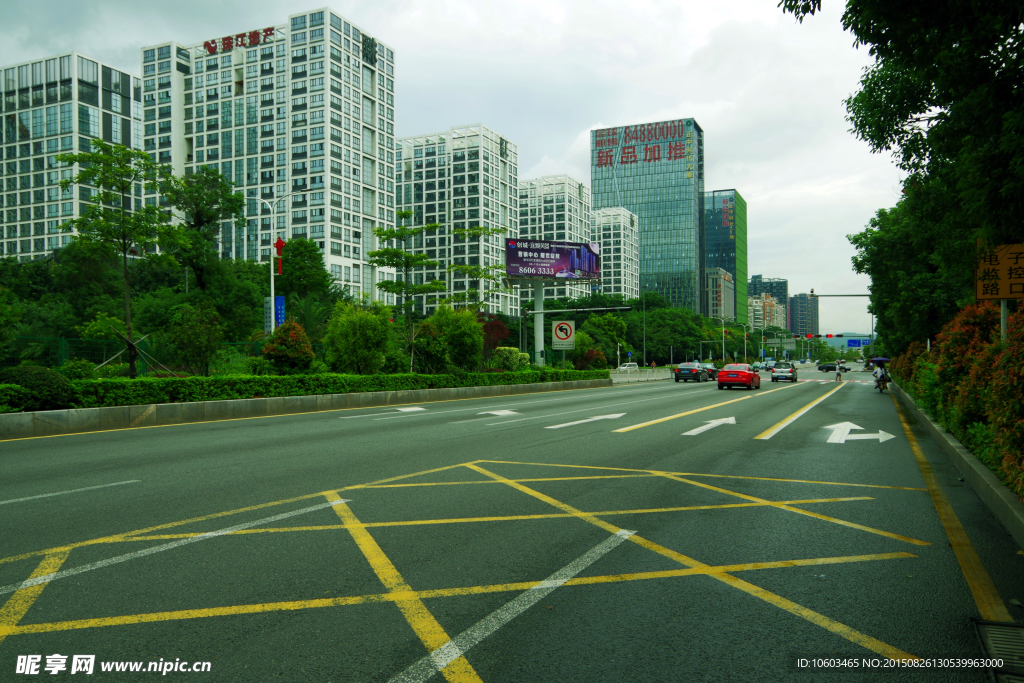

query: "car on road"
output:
718 363 760 390
818 363 849 373
674 363 709 382
771 361 797 382
702 362 719 379
616 363 639 372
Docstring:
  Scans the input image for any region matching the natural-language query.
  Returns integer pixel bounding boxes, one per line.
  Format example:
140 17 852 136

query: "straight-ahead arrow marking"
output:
545 414 626 429
682 416 737 436
824 422 862 443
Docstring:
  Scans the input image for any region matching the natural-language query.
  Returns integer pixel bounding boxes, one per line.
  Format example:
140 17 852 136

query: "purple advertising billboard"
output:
505 239 600 280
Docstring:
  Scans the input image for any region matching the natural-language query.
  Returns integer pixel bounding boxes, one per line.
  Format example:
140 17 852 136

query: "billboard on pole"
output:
505 239 600 281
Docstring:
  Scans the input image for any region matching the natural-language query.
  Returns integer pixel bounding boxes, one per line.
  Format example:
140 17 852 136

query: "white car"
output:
616 363 639 372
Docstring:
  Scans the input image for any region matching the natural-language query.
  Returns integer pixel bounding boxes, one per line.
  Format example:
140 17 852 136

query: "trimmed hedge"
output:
0 366 77 411
0 383 32 413
70 369 610 409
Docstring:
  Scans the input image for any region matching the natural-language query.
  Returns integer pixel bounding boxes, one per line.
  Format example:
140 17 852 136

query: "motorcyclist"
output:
872 363 889 389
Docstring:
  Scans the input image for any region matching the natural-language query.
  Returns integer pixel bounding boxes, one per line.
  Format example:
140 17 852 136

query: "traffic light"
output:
826 334 833 338
806 334 813 339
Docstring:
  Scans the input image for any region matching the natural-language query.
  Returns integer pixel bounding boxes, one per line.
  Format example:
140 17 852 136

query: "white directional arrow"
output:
682 416 736 436
824 422 896 443
478 410 520 417
545 414 626 429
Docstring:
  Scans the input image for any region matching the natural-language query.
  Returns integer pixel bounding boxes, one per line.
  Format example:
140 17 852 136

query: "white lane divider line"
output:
395 407 427 412
478 410 520 417
388 529 635 683
545 414 625 429
0 480 141 506
0 499 350 597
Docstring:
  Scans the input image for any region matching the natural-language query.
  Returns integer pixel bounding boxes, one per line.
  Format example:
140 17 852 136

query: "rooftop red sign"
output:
202 27 276 55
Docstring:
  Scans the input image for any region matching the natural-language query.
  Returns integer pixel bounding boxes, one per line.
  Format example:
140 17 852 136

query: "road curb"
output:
892 381 1024 551
0 378 613 441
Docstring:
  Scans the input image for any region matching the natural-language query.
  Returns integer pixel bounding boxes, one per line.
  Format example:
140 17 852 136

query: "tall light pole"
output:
737 323 750 362
752 326 765 361
257 193 301 333
712 317 728 361
641 283 648 366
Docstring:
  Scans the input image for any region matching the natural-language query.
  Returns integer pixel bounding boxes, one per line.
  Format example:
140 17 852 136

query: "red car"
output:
718 363 760 390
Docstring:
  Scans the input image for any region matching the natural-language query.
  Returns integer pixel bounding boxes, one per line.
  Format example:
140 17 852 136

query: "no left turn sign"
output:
552 320 575 350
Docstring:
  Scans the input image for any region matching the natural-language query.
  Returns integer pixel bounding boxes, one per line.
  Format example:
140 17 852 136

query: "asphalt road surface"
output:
1 368 1022 682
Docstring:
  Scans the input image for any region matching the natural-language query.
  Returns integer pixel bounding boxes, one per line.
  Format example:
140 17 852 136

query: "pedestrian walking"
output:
835 363 843 382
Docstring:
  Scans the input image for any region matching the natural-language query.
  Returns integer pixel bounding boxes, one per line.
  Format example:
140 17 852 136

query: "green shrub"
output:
70 370 610 409
493 346 529 372
244 356 274 376
0 383 32 413
58 358 96 381
0 366 77 411
262 320 315 374
308 360 329 375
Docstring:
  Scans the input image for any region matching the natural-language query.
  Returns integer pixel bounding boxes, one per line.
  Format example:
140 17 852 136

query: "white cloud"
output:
1 0 906 333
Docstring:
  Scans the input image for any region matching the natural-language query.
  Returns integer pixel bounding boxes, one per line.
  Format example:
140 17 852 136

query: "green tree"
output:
276 238 334 299
368 210 447 371
581 313 629 365
287 293 333 343
323 301 393 374
428 305 485 371
0 287 22 355
168 301 224 376
57 139 171 378
446 224 509 310
161 167 246 291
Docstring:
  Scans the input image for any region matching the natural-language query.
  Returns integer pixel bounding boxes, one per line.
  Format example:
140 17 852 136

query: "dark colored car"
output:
819 363 850 373
718 363 760 390
674 363 709 383
702 363 719 379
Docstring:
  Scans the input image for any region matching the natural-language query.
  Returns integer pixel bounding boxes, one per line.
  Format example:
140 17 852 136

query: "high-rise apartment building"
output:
517 174 591 304
395 124 518 315
748 292 785 329
140 8 397 299
591 207 639 300
704 189 747 323
2 54 142 262
748 274 788 327
591 118 704 313
705 267 735 321
789 292 819 336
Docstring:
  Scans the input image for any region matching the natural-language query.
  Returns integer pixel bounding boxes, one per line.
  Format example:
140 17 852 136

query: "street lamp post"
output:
257 193 301 333
641 284 647 366
752 326 765 361
712 317 728 361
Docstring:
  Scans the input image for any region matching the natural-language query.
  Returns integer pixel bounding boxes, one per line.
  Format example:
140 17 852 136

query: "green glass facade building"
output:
590 118 704 313
704 189 747 324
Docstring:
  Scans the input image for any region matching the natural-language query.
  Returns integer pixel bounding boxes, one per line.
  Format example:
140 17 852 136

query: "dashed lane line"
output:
0 480 140 506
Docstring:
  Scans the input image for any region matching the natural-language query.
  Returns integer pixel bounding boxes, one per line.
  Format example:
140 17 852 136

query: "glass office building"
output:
591 118 704 313
703 189 747 323
1 54 142 261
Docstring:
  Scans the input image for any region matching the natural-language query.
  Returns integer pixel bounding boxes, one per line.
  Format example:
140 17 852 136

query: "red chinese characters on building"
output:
620 146 638 165
642 145 661 162
667 141 686 160
203 27 275 55
596 150 614 168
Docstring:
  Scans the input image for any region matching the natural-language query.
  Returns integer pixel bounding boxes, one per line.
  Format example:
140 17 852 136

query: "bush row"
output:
891 302 1023 501
58 369 609 409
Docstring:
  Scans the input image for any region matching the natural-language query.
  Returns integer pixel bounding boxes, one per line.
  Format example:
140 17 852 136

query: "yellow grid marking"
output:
890 395 1013 622
327 493 483 683
98 497 873 542
467 463 920 661
8 552 915 636
0 551 70 646
651 472 930 546
0 462 475 568
613 381 805 432
474 459 927 491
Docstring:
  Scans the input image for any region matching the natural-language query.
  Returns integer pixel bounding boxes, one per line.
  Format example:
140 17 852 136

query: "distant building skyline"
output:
592 207 639 300
704 189 747 324
789 292 819 336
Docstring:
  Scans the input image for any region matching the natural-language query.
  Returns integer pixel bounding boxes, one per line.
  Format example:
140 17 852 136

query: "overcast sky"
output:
5 0 903 335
